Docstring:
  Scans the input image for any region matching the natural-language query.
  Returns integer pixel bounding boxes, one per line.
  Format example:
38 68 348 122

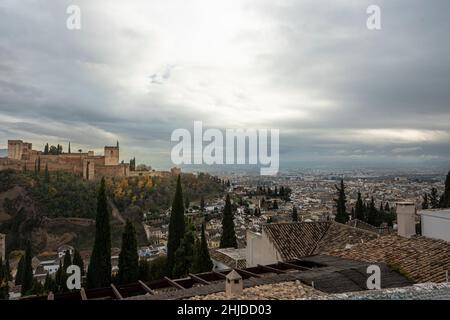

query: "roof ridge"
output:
308 221 333 255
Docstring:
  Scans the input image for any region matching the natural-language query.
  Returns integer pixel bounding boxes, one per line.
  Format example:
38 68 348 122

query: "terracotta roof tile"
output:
262 222 379 261
328 235 450 283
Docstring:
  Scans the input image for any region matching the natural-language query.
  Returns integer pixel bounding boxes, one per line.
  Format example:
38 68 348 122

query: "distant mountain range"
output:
0 149 6 157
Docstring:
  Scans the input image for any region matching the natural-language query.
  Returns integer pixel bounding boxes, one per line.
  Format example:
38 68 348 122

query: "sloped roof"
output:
327 235 450 283
262 221 379 261
313 222 379 254
210 248 247 269
263 222 330 260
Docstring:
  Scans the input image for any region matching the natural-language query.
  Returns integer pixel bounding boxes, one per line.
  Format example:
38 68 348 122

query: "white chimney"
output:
226 270 243 297
396 202 416 238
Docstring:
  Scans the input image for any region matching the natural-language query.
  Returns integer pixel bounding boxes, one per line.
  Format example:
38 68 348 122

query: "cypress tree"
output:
55 260 64 292
422 194 429 209
44 143 49 155
172 226 195 278
355 192 364 221
72 249 85 276
200 196 205 212
367 197 379 227
86 178 112 288
384 202 390 213
0 257 4 281
138 260 150 281
165 175 185 277
118 219 139 284
68 142 71 154
439 170 450 208
220 194 237 248
192 224 213 273
62 250 72 288
430 188 440 209
37 157 41 173
4 256 11 281
15 255 25 285
292 206 298 222
273 200 279 210
20 241 33 296
44 163 50 183
0 259 8 299
44 273 57 293
334 179 348 223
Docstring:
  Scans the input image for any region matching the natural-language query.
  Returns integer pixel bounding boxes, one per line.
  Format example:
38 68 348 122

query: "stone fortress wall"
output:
0 139 129 180
0 139 181 180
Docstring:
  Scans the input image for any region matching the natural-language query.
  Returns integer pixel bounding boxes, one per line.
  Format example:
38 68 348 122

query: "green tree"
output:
422 193 429 209
86 178 112 288
172 225 195 278
44 143 49 155
355 192 364 221
430 188 440 209
439 170 450 208
0 259 9 299
272 200 279 210
3 257 11 282
43 273 57 293
44 163 50 183
20 241 33 296
200 196 205 212
138 260 150 281
292 206 298 222
15 255 25 285
68 142 71 154
334 179 348 223
366 197 379 226
149 256 166 281
192 224 213 273
55 260 64 292
220 194 237 248
118 219 139 284
165 175 185 277
72 249 85 276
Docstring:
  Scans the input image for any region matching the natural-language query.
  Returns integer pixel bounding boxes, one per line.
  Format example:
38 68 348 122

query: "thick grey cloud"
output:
0 0 449 170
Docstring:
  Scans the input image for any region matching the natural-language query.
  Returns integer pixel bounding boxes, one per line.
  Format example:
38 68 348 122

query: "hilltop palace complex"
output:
0 139 180 180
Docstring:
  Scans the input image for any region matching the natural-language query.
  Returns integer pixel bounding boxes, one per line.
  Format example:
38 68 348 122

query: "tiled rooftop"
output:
328 235 450 283
263 221 379 261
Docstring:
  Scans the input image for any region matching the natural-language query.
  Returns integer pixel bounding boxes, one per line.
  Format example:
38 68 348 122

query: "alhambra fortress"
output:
0 139 180 180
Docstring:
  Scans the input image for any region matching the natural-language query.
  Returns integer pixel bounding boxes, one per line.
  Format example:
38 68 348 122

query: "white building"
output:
418 209 450 242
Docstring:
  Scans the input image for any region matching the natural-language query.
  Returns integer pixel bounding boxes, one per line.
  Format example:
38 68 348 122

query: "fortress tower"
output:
8 140 32 160
104 141 119 166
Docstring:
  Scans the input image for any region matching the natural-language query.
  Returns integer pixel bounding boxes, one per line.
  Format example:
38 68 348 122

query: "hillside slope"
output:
0 170 224 254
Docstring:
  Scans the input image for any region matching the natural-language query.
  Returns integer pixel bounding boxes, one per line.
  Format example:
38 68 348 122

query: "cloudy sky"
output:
0 0 449 170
